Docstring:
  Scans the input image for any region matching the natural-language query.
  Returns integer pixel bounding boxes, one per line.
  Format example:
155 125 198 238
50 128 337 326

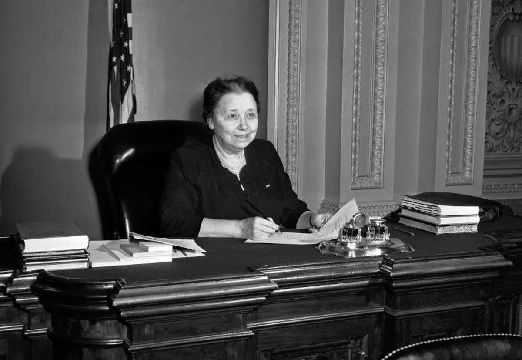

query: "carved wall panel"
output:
269 0 396 211
442 0 482 186
285 0 302 192
269 0 500 214
486 0 522 155
483 0 522 203
349 0 388 190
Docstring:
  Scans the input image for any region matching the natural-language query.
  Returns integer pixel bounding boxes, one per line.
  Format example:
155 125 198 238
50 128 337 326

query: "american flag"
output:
108 0 136 129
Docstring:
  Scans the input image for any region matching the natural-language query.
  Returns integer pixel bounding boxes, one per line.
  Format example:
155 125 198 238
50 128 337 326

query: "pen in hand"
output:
268 218 282 235
244 197 282 235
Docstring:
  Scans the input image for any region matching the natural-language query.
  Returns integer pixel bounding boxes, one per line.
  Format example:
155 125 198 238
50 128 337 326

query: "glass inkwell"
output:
366 218 390 246
317 211 413 258
337 213 367 249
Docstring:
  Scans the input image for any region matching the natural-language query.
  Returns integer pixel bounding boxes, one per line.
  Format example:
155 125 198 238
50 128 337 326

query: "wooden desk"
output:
2 216 522 360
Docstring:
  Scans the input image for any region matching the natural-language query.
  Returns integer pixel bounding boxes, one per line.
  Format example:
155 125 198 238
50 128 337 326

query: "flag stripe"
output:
108 0 136 129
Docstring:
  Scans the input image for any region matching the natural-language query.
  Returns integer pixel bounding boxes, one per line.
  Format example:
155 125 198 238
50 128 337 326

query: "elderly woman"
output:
159 76 330 240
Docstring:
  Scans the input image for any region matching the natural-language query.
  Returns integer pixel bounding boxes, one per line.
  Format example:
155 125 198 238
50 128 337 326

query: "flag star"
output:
114 3 118 10
124 41 128 48
123 80 127 86
112 56 117 63
120 54 125 61
120 31 124 37
127 65 132 72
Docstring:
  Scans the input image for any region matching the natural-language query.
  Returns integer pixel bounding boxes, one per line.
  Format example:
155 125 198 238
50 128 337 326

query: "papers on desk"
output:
245 198 359 245
88 235 205 268
130 232 206 253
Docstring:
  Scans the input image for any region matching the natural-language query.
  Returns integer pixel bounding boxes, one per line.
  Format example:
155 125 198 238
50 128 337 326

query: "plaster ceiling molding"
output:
285 0 302 192
445 0 481 186
350 0 387 190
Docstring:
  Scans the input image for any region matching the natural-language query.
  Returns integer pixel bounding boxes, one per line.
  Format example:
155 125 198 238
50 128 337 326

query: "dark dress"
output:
159 136 309 237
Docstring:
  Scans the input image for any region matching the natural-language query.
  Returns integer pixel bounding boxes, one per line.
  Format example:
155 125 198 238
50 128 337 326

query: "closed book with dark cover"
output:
21 249 89 262
401 192 503 222
399 216 478 235
22 254 89 264
19 258 89 272
400 208 480 225
20 249 88 258
401 193 480 216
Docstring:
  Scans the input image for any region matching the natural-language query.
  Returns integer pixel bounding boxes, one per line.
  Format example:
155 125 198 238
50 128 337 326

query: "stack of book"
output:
88 233 205 268
15 220 90 271
399 192 481 235
92 240 174 267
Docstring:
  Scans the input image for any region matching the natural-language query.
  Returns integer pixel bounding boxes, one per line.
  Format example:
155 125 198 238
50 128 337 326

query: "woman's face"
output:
208 92 258 155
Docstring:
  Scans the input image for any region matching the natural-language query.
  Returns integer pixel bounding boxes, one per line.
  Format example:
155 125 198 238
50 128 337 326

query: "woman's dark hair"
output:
202 76 260 121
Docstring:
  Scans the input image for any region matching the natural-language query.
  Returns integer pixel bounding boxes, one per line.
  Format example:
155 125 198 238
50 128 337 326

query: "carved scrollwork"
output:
482 183 522 193
486 0 522 155
319 200 398 218
285 0 302 192
351 0 387 190
445 0 481 186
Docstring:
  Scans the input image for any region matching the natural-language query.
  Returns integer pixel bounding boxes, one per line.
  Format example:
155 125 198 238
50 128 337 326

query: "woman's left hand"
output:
310 212 333 230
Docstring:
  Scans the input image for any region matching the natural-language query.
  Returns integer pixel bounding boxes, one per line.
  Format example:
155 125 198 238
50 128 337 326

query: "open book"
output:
245 198 359 245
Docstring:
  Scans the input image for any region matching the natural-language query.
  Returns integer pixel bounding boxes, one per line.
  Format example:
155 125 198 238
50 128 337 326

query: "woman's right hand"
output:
239 217 280 240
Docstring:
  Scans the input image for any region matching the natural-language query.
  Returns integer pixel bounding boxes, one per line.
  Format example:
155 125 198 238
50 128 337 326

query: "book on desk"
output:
15 220 90 271
88 238 205 268
15 220 89 253
401 192 481 216
398 216 478 235
399 192 484 235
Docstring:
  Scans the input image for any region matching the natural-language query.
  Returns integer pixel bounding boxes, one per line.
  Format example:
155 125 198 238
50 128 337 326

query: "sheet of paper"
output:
245 198 359 245
129 232 206 253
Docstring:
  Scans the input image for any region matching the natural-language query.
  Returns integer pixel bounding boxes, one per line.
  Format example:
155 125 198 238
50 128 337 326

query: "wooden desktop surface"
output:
2 215 521 360
60 216 515 283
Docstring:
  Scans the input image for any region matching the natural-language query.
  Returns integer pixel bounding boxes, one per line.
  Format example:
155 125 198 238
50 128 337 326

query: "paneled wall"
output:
269 0 518 215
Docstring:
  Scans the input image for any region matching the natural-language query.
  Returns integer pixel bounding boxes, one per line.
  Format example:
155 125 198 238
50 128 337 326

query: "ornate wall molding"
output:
285 0 302 192
444 0 481 186
482 183 522 194
350 0 387 190
319 199 398 217
358 201 398 217
485 0 522 155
